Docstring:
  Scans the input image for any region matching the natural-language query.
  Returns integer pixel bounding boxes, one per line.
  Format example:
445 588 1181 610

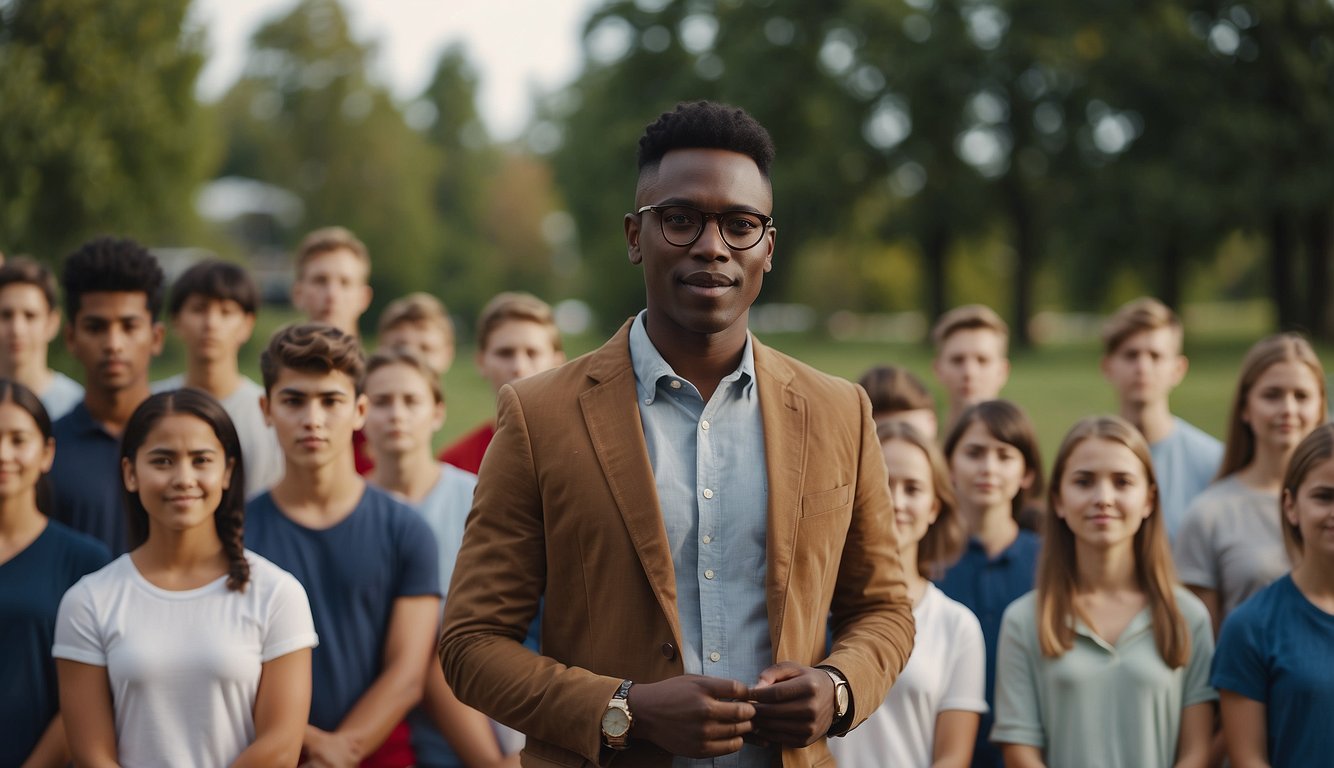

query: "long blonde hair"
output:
1218 333 1326 479
1036 416 1190 667
876 420 965 578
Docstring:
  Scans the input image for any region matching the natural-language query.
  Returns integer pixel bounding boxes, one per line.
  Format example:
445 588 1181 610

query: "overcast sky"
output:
191 0 600 140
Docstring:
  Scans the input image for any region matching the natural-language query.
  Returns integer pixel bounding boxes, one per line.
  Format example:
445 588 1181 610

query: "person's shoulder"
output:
438 463 478 492
925 583 985 630
1001 590 1040 626
754 340 860 399
243 549 308 594
1011 529 1043 557
51 401 90 436
1173 585 1214 626
360 484 431 529
42 520 113 568
150 373 185 394
66 552 131 593
1173 418 1222 447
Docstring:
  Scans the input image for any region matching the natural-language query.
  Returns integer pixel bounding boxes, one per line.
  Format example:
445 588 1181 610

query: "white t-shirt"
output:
829 583 988 768
40 370 83 421
53 551 318 768
153 375 284 499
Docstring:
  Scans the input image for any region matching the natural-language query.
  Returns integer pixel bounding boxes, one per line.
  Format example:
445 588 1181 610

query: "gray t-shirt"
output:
1150 418 1223 541
1173 475 1288 620
153 374 284 499
39 370 83 421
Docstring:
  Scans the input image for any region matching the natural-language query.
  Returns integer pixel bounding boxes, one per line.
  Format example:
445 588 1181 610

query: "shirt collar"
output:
628 310 756 404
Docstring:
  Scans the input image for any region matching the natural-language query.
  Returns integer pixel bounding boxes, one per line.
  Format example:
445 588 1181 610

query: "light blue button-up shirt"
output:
629 311 772 768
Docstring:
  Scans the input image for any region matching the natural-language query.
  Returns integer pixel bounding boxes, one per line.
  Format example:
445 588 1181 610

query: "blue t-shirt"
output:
49 403 127 555
1 520 110 765
1212 574 1334 767
1150 417 1223 541
245 485 440 731
936 530 1041 768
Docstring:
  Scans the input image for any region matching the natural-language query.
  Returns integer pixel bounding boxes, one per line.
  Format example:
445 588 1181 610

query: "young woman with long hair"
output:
54 389 318 767
993 416 1216 767
1212 423 1334 766
936 399 1044 768
1174 333 1326 634
0 379 109 767
830 420 985 768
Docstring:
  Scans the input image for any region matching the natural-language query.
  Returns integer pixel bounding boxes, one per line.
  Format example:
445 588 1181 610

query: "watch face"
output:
835 685 849 715
602 707 631 737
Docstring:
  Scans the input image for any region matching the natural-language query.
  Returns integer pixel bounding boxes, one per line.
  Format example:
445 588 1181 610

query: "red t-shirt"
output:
353 428 374 476
437 422 496 475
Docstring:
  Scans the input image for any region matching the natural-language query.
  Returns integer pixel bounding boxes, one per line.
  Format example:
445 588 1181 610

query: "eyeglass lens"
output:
657 206 766 249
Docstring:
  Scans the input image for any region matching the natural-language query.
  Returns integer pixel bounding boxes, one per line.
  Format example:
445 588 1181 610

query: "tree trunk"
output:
1270 213 1298 331
1307 209 1333 341
1007 179 1035 348
1159 229 1183 311
923 221 950 338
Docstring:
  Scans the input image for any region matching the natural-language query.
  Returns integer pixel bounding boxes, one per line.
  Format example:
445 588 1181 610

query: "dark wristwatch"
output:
600 679 633 750
819 666 850 720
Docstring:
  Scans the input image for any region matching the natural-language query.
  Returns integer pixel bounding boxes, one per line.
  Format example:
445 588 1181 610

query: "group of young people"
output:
835 302 1332 767
4 97 1332 768
2 232 566 767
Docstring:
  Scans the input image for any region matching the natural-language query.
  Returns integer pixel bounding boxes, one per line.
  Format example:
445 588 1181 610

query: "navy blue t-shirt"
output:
245 485 440 731
49 403 127 555
0 520 110 765
1212 574 1334 767
936 530 1041 768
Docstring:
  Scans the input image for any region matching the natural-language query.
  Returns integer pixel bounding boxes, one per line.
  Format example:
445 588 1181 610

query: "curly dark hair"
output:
61 237 165 322
260 323 366 395
121 389 250 592
637 101 775 177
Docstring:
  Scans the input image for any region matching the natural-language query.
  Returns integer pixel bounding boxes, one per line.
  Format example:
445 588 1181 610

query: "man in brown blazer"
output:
439 101 914 767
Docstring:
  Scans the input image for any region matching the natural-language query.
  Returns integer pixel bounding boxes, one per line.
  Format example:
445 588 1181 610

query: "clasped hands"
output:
625 661 839 758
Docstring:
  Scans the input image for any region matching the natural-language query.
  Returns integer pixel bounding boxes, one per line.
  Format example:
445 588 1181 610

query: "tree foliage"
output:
0 0 211 260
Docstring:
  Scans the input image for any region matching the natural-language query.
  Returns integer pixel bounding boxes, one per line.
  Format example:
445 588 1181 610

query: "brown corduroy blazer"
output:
439 321 915 767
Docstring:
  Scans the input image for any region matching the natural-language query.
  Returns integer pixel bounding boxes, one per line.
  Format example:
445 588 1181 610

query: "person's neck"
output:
134 525 226 580
271 456 365 524
0 493 45 545
1121 400 1175 445
0 356 52 395
1235 446 1292 493
183 357 242 400
898 543 929 603
368 449 441 504
1073 539 1139 593
964 503 1020 557
643 313 748 403
1292 554 1334 613
83 383 151 435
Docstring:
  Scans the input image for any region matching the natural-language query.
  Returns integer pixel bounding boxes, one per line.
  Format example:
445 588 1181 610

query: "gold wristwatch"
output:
819 666 850 720
600 679 633 750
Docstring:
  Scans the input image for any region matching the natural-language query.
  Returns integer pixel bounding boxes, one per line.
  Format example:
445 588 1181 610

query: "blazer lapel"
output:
579 323 683 646
755 339 805 659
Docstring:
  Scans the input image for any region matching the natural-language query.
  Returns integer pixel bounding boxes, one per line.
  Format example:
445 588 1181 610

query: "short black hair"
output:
168 259 259 317
61 237 165 322
637 101 775 177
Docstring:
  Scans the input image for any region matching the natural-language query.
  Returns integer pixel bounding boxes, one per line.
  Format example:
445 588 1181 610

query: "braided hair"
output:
121 389 250 591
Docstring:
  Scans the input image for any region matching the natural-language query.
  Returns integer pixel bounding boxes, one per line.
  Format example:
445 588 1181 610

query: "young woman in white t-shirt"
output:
829 419 987 768
55 389 318 767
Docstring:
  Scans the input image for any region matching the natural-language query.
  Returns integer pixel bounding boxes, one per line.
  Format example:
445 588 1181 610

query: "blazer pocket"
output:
801 483 851 518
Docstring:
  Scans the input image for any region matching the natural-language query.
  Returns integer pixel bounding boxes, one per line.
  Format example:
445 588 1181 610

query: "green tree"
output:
0 0 211 260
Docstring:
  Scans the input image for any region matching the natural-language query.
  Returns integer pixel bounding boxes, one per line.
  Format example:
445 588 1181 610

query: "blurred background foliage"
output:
2 0 1333 346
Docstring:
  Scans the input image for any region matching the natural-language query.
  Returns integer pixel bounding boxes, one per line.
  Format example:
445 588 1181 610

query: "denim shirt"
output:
629 312 771 768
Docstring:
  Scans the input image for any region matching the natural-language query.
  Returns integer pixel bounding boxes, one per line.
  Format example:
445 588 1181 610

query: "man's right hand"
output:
626 675 756 757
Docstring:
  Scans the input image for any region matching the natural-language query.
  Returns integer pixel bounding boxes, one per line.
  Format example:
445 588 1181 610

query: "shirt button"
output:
670 380 681 389
702 488 714 499
704 569 715 580
702 535 712 544
709 651 721 663
701 420 710 430
643 398 652 405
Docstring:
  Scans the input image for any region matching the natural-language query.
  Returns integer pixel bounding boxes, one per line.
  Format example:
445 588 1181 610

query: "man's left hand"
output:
746 662 836 748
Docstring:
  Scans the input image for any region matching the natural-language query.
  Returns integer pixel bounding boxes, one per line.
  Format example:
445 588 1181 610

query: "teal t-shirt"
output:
993 588 1218 767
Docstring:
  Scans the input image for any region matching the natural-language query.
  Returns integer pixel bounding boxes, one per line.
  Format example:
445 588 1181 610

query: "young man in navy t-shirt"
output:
246 323 440 766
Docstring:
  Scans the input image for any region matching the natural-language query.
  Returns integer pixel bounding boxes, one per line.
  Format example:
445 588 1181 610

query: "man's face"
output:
64 292 163 394
933 328 1009 410
0 284 59 370
171 296 255 365
292 249 372 335
379 321 454 374
1101 327 1186 408
261 367 366 472
625 148 775 340
476 319 564 394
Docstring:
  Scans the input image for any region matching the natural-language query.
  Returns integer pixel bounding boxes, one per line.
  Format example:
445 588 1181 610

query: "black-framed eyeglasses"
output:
636 205 774 251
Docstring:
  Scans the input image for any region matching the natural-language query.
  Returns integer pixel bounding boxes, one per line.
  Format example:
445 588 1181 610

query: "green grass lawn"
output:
46 304 1318 469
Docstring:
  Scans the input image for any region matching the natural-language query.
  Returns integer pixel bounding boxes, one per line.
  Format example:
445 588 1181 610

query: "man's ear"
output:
44 309 61 344
259 394 272 427
625 212 643 265
151 322 165 356
1171 355 1189 387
